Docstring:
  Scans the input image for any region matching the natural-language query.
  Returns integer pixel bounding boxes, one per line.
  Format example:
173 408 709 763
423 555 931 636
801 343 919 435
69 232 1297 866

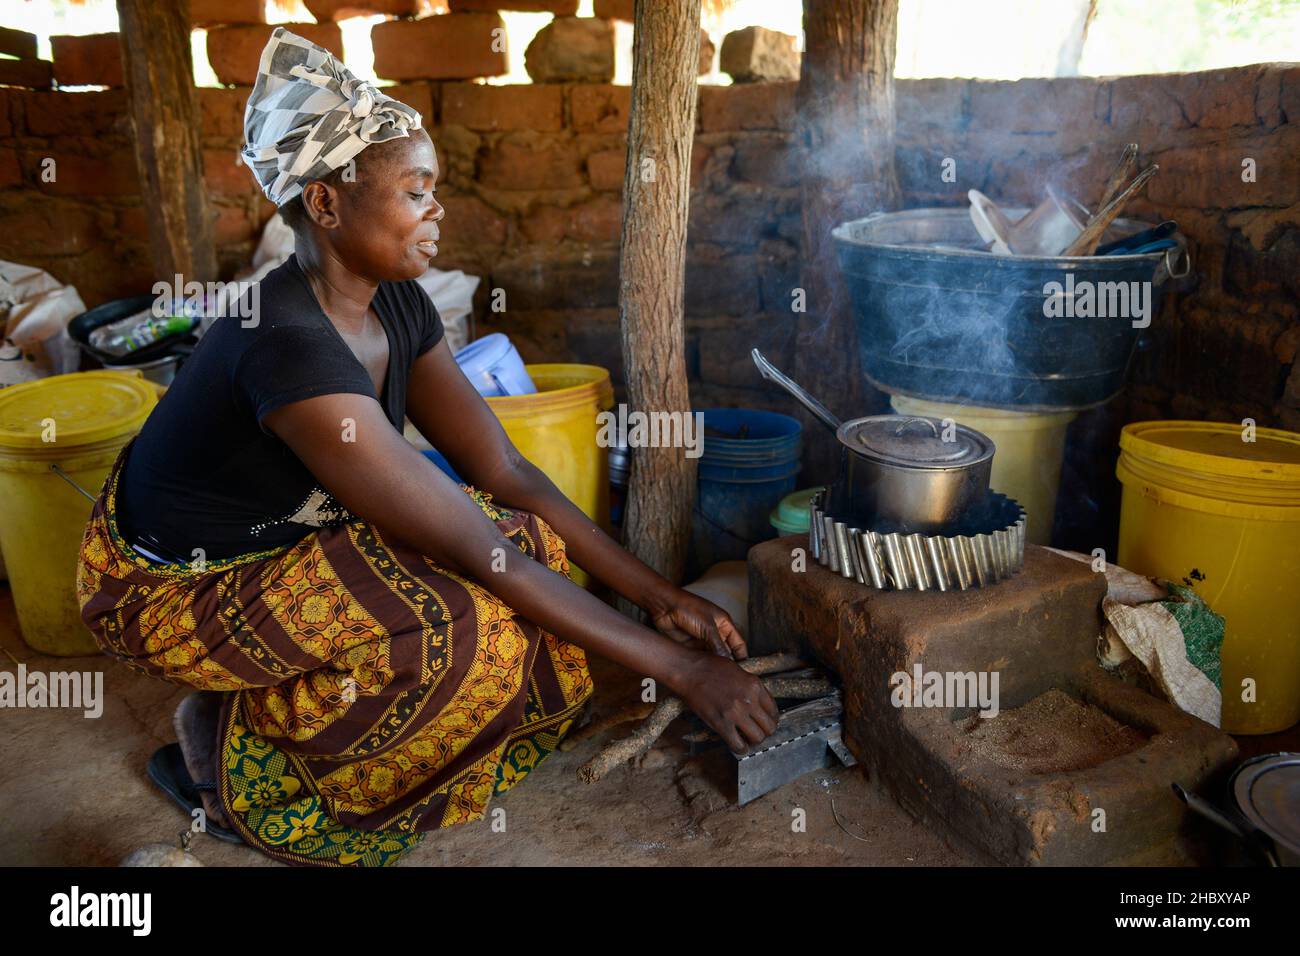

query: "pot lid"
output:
837 415 995 469
0 371 158 451
1233 752 1300 855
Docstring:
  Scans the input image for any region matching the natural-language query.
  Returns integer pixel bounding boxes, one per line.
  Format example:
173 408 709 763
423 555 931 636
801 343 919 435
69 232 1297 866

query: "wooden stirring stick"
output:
1064 163 1159 257
1096 143 1139 212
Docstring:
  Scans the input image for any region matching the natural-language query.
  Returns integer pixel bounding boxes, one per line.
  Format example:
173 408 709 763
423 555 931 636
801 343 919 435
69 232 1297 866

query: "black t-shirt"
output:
117 254 444 561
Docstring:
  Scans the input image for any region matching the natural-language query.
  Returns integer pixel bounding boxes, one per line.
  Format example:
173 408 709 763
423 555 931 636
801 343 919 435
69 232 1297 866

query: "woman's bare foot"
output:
173 692 228 830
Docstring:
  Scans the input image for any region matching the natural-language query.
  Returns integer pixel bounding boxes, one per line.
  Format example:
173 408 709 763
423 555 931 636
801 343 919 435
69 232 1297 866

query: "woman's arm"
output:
405 341 746 658
263 391 778 752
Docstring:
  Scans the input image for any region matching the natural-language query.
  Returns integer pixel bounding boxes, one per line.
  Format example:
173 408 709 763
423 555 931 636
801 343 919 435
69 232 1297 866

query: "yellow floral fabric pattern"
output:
78 446 594 867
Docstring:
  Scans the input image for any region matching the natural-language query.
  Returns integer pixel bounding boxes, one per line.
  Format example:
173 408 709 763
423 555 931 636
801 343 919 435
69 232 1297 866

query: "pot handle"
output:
1170 783 1246 840
751 348 842 434
1153 242 1191 285
1171 783 1281 866
893 416 940 438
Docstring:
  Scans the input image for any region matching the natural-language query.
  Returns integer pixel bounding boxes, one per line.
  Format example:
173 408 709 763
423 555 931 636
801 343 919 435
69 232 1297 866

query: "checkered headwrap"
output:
242 27 423 207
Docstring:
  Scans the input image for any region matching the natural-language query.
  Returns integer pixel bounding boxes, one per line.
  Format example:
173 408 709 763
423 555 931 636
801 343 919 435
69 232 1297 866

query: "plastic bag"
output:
0 261 85 387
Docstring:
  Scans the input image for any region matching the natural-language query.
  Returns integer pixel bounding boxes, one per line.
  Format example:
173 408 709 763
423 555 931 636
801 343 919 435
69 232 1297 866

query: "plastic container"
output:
891 395 1076 545
0 371 158 656
1116 421 1300 734
421 448 463 484
832 209 1183 410
691 409 802 576
769 487 825 535
454 333 537 398
486 364 614 588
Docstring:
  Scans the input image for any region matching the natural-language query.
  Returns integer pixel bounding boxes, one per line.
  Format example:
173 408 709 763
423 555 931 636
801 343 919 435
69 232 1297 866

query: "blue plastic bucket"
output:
689 408 802 576
421 448 463 483
454 333 537 397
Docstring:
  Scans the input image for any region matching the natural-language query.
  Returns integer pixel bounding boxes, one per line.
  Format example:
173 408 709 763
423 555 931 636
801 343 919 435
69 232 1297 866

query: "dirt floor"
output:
0 584 990 867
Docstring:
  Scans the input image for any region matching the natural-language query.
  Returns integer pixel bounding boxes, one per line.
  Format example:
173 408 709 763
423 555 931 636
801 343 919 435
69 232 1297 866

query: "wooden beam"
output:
616 0 702 594
793 0 901 479
116 0 218 283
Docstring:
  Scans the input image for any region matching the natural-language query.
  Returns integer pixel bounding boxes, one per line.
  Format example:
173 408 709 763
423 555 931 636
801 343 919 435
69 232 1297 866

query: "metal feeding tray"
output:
809 487 1026 591
733 692 855 806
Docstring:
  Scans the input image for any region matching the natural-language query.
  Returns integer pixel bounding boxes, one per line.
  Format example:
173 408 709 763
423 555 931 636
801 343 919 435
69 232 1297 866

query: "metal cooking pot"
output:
752 350 994 532
1173 752 1300 867
837 414 993 532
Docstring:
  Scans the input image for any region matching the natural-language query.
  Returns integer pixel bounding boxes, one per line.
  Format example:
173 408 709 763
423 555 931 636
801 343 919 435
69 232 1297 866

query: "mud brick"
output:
203 147 255 196
372 14 507 82
0 148 21 188
969 77 1107 136
525 196 622 244
586 147 624 190
696 313 794 387
304 0 418 20
698 81 796 132
730 132 800 187
570 83 630 132
207 23 343 88
592 0 632 20
896 77 969 131
719 26 799 84
491 248 619 310
438 193 509 246
684 250 759 316
0 26 38 61
212 203 256 244
478 131 584 190
189 0 266 27
449 0 578 12
0 196 99 256
198 87 250 142
1148 141 1295 210
383 82 436 127
0 58 53 90
21 89 127 137
524 16 614 84
32 150 139 198
442 82 562 132
51 33 124 88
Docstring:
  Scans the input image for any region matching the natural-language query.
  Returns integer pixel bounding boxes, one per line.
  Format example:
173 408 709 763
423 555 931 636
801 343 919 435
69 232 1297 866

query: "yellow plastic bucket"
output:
1116 421 1300 734
0 371 158 656
486 364 614 588
890 395 1076 545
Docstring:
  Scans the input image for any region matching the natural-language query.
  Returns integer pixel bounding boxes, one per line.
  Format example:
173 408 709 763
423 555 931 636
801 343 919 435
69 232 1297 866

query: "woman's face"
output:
325 129 445 283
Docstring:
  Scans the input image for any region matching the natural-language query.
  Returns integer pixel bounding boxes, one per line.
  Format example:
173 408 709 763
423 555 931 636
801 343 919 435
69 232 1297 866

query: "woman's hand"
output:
670 652 778 752
650 588 748 661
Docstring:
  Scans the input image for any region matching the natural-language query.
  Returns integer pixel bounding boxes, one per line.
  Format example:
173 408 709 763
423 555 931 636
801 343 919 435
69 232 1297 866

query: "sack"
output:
0 261 86 387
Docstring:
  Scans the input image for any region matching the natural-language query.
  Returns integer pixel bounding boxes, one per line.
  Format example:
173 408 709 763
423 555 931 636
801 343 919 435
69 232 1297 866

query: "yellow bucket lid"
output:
1118 420 1300 515
1120 421 1300 479
0 371 158 451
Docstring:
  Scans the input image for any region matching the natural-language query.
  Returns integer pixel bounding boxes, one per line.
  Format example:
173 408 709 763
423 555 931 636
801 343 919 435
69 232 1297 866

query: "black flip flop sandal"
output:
146 743 244 845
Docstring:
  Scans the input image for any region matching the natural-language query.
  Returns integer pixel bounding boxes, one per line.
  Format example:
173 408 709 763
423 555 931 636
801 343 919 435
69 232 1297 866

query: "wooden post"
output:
793 0 901 480
617 0 702 596
116 0 218 283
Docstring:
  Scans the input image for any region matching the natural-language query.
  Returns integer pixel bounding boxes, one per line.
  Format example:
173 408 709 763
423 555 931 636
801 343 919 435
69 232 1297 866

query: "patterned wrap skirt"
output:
76 447 595 867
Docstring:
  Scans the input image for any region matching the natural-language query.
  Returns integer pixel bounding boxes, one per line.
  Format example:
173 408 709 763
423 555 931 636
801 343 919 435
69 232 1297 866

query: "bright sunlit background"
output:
0 0 1296 89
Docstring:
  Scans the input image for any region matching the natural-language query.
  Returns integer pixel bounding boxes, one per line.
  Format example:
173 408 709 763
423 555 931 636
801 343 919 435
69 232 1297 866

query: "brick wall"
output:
0 63 1295 437
0 85 269 304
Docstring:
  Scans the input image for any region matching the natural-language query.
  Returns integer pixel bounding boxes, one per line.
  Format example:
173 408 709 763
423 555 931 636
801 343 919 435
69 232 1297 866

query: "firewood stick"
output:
760 675 835 699
577 652 805 783
559 702 655 751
